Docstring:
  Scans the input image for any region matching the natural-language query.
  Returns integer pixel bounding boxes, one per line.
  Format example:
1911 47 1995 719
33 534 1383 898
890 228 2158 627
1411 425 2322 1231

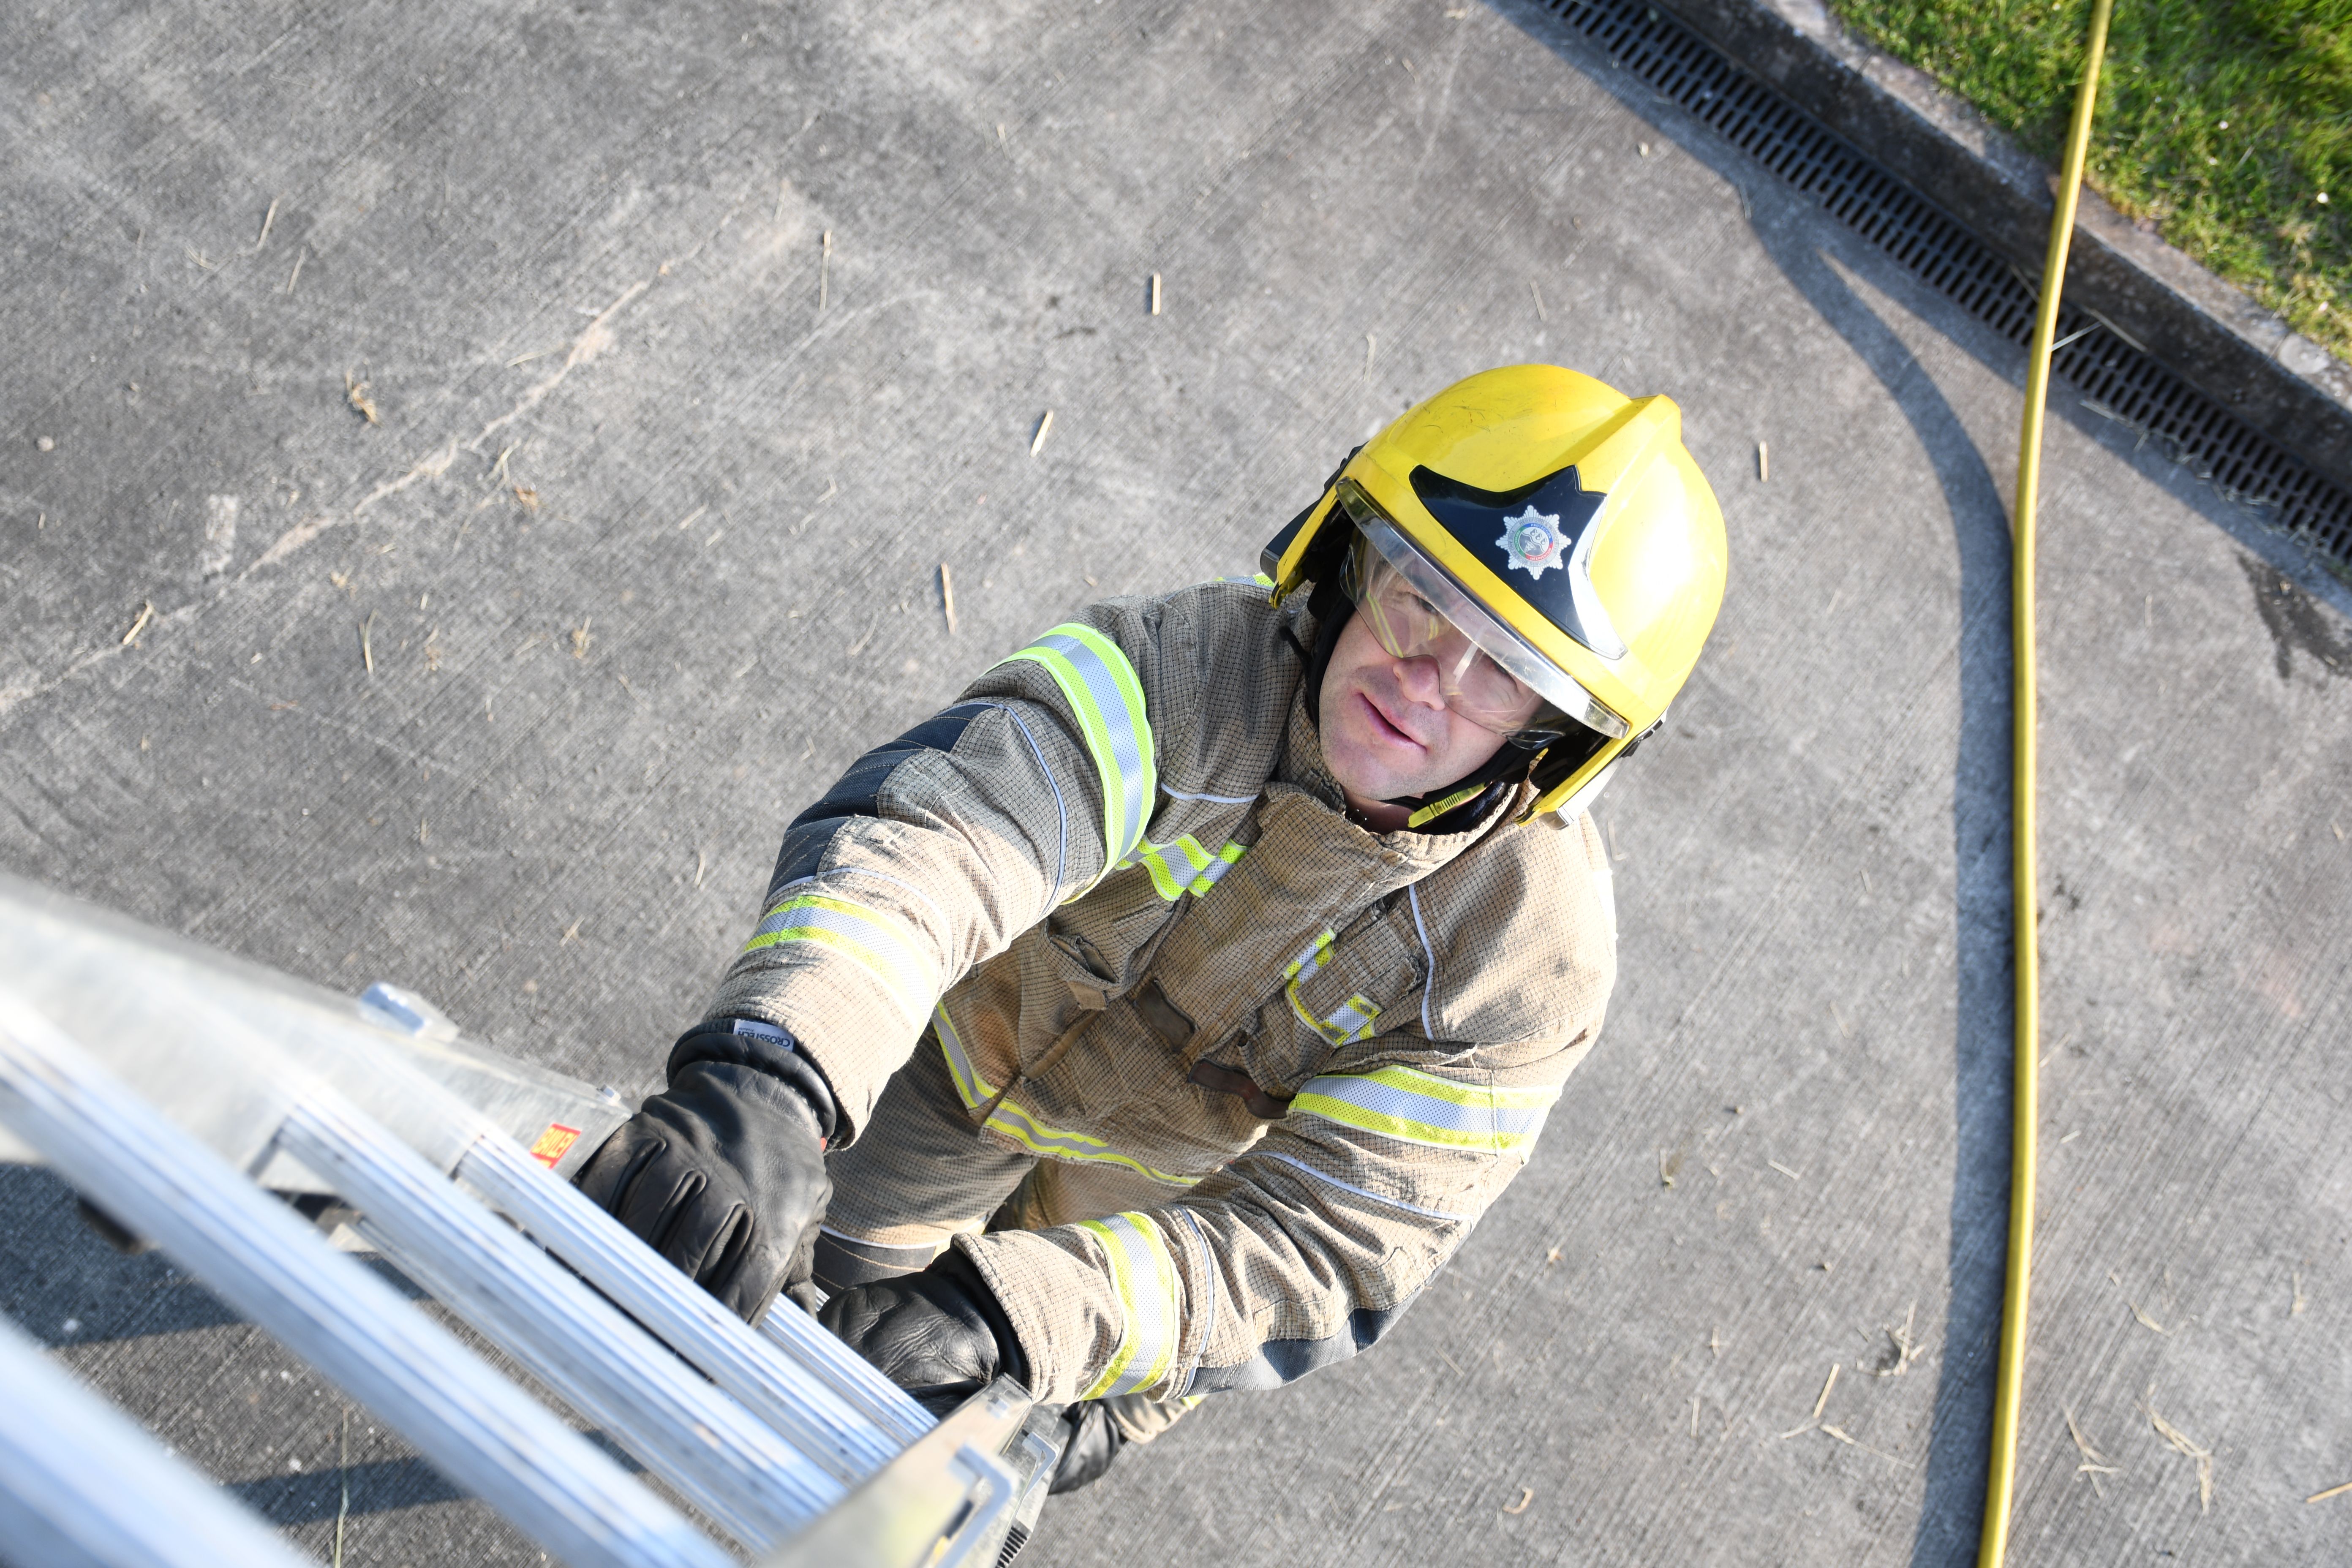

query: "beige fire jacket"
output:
707 577 1619 1403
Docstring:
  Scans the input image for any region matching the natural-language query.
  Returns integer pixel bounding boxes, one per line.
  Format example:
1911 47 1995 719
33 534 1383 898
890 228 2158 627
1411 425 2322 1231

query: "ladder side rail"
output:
278 1095 845 1550
0 1313 318 1568
0 989 734 1568
0 877 626 1187
758 1378 1032 1568
134 945 917 1492
0 874 930 1451
974 1404 1070 1568
756 1305 937 1448
460 1135 928 1475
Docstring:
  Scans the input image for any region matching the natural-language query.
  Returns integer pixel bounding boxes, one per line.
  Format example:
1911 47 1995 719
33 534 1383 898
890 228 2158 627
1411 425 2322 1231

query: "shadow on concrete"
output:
1484 0 2352 626
1740 223 2017 1568
229 1456 471 1524
0 1165 431 1350
1486 5 2020 1561
228 1436 647 1526
0 1165 248 1343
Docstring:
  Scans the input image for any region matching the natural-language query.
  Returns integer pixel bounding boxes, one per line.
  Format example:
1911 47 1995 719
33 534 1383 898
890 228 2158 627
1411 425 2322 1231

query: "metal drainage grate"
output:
1549 0 2352 573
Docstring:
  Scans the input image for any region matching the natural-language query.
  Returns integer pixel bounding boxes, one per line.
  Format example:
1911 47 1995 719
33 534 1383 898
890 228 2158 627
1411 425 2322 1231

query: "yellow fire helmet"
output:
1261 363 1728 820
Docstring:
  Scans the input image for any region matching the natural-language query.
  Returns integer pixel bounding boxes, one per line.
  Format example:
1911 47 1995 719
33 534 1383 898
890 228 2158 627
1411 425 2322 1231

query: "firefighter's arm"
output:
577 598 1176 1317
704 602 1178 1140
956 1035 1594 1403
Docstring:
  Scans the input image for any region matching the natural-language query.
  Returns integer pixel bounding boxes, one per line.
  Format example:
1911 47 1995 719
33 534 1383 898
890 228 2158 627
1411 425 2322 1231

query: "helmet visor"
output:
1335 481 1630 741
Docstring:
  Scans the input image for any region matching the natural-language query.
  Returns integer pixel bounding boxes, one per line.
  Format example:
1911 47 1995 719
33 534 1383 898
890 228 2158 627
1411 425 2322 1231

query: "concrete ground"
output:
4 0 2349 1563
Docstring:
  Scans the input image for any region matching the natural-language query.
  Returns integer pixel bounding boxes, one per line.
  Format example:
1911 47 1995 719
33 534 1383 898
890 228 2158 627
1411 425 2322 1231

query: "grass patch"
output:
1826 0 2352 363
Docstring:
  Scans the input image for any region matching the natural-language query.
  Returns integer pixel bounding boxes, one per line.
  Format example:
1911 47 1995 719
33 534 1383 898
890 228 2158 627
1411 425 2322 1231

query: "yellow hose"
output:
1980 4 2111 1565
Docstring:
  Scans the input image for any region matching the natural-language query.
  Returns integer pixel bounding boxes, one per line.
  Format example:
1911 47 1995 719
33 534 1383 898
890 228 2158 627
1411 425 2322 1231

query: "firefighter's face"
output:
1319 610 1511 824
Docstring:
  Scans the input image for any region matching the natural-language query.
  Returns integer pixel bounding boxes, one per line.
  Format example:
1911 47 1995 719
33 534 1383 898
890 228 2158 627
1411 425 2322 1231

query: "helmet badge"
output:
1497 506 1568 580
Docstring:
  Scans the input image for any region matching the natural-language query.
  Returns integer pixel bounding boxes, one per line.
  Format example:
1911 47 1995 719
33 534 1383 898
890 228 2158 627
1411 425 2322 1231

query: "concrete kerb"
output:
1650 0 2352 498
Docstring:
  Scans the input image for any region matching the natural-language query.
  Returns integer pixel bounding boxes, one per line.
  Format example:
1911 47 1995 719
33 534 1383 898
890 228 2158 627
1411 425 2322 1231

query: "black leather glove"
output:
1048 1402 1124 1494
574 1019 835 1322
817 1247 1030 1417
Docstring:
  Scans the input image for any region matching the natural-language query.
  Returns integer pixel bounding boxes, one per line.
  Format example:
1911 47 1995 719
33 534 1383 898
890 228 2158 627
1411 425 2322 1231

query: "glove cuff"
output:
931 1245 1033 1394
668 1019 839 1145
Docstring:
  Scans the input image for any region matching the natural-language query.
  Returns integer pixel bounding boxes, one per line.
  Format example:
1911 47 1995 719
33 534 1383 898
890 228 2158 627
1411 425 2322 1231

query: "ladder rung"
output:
277 1092 847 1549
0 988 734 1568
458 1134 932 1473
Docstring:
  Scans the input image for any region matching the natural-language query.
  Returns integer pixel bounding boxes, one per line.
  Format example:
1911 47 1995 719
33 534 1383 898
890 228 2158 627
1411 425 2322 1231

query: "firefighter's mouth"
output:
1355 690 1426 753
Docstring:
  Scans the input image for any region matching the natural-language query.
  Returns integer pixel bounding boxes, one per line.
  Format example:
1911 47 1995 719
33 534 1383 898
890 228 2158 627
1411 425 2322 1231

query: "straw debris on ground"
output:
1876 1302 1921 1376
2065 1407 2119 1495
2142 1391 2214 1513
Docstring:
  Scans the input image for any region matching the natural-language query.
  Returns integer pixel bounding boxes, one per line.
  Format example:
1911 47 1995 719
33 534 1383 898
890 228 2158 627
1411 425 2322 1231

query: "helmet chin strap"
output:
1298 585 1535 833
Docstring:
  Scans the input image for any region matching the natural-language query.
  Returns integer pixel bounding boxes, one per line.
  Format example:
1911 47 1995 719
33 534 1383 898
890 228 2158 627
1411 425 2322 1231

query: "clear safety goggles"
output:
1334 482 1630 743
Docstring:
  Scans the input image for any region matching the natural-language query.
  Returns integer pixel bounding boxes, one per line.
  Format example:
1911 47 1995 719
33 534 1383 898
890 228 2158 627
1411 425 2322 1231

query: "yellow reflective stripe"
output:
1194 841 1247 896
932 1010 1193 1187
1282 929 1375 1044
1291 1064 1559 1154
1285 931 1335 982
743 893 934 1021
1122 835 1249 902
932 1004 996 1104
1286 984 1380 1046
1076 1212 1182 1400
999 624 1156 882
979 1100 1193 1187
1405 781 1486 829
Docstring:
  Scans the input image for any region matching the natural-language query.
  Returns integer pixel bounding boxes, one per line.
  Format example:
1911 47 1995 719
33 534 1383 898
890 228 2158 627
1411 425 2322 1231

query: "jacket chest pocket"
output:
1043 864 1179 996
1237 907 1422 1098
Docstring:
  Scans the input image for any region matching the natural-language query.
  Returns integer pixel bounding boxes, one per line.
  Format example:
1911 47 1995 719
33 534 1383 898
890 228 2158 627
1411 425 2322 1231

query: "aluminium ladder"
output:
0 873 1065 1567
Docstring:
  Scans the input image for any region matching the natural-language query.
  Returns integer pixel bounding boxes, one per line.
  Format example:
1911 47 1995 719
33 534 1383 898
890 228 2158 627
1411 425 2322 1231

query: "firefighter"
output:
578 364 1727 1490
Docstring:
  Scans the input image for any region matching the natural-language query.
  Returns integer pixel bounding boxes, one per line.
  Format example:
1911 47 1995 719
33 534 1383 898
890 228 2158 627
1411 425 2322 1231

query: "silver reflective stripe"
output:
999 625 1157 882
933 1007 1193 1187
1075 1212 1182 1399
1285 931 1335 983
1406 883 1438 1038
1281 931 1377 1044
1171 1208 1218 1395
1315 994 1381 1045
1122 835 1247 902
1290 1065 1558 1155
744 893 935 1024
1189 842 1247 895
1286 984 1381 1046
